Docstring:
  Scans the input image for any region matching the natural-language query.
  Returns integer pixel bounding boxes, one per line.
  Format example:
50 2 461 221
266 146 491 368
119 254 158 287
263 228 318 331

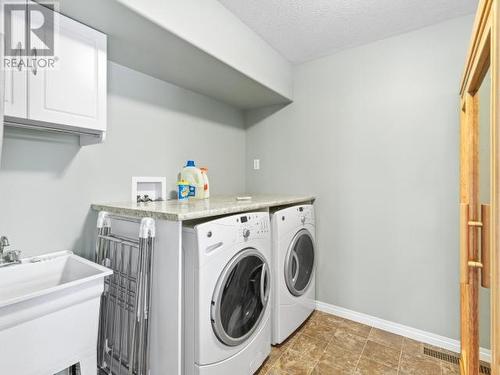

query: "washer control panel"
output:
237 213 270 240
297 205 314 225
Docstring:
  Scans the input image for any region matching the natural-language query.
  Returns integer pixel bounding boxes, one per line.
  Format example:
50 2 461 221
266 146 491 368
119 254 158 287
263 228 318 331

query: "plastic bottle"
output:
200 167 210 199
180 160 204 199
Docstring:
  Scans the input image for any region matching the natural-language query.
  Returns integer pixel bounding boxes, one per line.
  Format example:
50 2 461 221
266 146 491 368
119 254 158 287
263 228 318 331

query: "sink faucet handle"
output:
0 236 10 253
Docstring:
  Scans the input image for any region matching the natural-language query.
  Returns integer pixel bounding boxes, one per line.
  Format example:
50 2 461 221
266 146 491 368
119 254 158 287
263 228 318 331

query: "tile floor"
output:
256 310 483 375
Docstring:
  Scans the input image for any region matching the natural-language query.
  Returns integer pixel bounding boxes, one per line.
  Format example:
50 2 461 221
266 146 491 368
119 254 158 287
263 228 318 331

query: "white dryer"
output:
271 204 316 345
183 212 272 375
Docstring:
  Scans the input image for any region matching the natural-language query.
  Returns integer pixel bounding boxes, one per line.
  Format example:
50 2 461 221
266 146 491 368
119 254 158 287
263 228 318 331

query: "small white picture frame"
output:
132 177 167 202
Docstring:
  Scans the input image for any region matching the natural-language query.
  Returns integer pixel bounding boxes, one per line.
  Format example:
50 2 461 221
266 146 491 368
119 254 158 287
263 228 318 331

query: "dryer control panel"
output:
237 213 270 240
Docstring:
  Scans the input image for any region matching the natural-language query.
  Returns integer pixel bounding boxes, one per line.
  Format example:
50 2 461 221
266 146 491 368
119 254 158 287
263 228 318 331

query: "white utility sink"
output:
0 251 112 375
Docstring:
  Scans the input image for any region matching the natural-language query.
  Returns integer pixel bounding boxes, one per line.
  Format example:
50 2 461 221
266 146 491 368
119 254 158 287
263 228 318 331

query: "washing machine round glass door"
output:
284 229 315 297
211 248 270 347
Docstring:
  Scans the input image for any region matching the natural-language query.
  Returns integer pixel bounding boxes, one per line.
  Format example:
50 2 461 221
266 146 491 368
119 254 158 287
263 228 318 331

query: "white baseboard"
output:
315 300 491 363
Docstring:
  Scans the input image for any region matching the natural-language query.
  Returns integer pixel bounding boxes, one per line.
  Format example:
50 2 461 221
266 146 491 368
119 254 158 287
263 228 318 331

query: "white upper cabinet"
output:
3 1 107 142
3 6 27 118
28 9 106 132
4 58 27 118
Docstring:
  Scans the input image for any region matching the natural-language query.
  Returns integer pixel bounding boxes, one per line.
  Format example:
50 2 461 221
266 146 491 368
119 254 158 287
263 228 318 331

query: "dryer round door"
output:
284 229 315 297
211 248 270 347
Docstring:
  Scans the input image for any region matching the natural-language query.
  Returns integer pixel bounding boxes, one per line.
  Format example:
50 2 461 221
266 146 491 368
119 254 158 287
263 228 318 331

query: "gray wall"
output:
245 16 476 344
0 62 246 259
0 14 484 348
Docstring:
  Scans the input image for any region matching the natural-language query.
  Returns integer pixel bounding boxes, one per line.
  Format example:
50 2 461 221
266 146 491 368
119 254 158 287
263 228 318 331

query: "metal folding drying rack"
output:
95 212 155 375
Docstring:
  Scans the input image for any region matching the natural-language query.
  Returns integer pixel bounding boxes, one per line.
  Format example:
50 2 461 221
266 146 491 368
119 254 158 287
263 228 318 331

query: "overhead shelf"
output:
54 0 293 109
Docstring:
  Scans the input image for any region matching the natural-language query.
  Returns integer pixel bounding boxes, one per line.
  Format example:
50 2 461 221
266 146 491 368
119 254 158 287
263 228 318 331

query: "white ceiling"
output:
217 0 478 64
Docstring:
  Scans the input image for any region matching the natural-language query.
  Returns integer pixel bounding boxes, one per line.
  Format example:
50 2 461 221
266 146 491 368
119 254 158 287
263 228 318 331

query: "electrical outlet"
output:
253 159 260 170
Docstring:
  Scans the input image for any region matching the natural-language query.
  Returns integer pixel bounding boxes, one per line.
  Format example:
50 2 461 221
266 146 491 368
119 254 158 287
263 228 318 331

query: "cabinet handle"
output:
31 47 37 75
17 42 22 71
461 204 491 288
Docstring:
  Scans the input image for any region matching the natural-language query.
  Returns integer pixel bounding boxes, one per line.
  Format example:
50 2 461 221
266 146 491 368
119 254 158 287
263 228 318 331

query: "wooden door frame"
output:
460 0 498 373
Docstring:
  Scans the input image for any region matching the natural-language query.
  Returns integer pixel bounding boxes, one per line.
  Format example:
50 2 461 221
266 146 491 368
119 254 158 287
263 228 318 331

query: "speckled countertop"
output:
91 195 315 221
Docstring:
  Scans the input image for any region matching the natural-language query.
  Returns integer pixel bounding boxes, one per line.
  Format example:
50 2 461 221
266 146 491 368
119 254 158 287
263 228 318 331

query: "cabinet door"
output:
28 9 106 131
3 4 27 118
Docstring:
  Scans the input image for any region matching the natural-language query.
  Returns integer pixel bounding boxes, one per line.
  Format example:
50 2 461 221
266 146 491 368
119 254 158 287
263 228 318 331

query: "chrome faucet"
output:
0 236 21 267
0 236 9 256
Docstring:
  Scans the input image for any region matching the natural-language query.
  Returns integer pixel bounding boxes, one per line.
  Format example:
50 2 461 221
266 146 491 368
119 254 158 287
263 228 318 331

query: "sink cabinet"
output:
0 251 112 375
3 1 107 144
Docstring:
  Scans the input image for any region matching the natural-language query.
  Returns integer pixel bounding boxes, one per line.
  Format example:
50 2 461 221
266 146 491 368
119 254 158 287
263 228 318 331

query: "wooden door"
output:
460 0 498 373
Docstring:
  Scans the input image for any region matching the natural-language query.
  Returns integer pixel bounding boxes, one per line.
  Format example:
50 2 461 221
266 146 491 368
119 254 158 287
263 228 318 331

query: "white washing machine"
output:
183 212 272 375
271 204 316 345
